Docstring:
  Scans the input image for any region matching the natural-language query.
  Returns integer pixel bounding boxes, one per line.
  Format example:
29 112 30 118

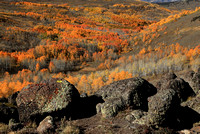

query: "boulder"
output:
0 103 19 123
97 97 125 118
147 88 180 126
95 77 157 118
16 78 80 122
182 93 200 114
181 70 200 94
133 89 180 127
37 116 54 133
156 72 195 102
131 110 146 120
126 110 146 122
126 114 135 122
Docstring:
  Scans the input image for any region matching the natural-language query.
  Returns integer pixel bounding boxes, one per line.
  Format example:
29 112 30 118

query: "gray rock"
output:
16 78 80 122
156 72 195 102
126 110 146 122
181 70 200 94
147 88 180 126
100 97 125 118
134 89 180 127
126 114 135 122
95 77 157 118
37 116 54 133
131 110 146 120
182 93 200 114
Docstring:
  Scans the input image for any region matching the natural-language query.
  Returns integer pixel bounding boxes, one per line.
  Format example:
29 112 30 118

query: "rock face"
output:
16 78 80 122
95 77 157 118
156 72 195 102
0 103 19 123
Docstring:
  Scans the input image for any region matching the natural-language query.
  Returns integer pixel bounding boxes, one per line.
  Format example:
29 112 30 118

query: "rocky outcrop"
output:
156 72 195 102
16 78 80 123
95 77 157 118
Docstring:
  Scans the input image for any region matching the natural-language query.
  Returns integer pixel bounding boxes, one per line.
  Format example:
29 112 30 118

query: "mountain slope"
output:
144 10 200 48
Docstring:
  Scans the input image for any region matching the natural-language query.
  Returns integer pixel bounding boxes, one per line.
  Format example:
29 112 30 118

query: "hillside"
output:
136 9 200 48
160 0 200 10
0 0 172 52
142 0 179 3
0 0 199 96
0 0 200 133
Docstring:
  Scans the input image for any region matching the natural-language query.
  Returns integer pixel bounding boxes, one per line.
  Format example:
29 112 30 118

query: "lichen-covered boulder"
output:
131 110 146 120
96 97 125 118
182 93 200 114
95 77 157 118
126 110 146 122
181 70 200 94
16 78 80 122
156 72 195 102
147 88 180 126
133 89 180 127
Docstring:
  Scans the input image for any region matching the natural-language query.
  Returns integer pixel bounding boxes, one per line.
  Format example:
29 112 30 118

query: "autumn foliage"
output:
0 1 200 97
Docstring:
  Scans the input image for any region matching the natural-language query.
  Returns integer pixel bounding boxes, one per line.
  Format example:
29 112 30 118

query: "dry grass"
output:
61 125 80 134
0 123 9 133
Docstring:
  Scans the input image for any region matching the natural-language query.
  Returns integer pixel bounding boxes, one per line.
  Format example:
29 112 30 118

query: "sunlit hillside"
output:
0 0 199 98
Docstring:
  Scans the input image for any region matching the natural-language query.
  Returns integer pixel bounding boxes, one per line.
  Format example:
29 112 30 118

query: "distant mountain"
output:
141 0 181 3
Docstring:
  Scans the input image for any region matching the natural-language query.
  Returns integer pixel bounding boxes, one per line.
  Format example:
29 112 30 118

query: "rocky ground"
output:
0 69 199 134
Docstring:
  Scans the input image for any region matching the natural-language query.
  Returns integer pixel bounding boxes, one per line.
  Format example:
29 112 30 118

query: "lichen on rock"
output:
95 77 157 118
16 78 80 122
